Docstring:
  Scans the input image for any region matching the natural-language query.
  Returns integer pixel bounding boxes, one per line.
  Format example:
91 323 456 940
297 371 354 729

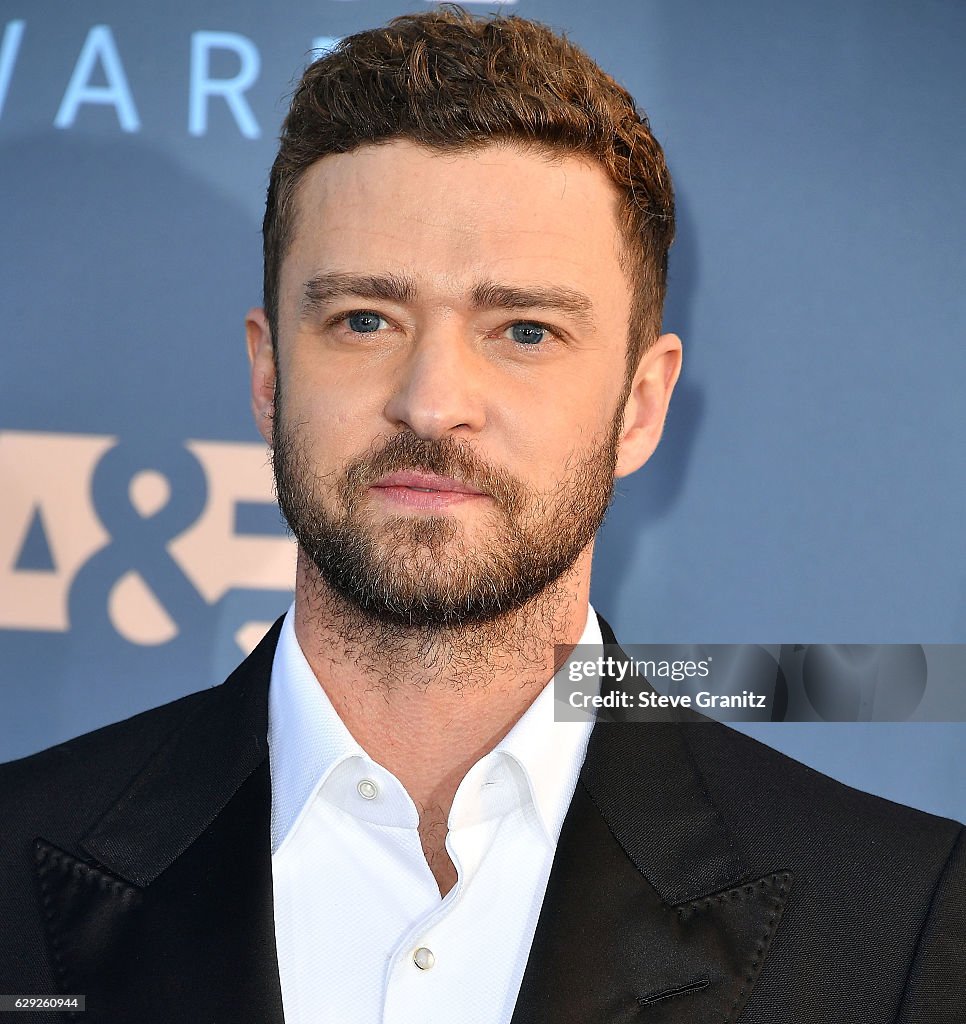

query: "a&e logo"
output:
0 430 295 655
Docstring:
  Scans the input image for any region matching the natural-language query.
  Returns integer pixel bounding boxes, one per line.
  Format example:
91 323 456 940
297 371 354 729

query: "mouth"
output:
372 471 486 495
369 471 489 509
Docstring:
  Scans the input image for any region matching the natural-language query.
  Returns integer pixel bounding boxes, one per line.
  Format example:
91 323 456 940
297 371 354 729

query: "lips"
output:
371 471 486 496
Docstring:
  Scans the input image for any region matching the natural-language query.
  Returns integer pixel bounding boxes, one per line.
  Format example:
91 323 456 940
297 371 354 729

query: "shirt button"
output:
357 779 378 800
413 947 436 971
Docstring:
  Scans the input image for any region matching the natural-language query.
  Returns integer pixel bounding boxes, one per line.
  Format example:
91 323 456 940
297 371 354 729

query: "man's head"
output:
263 5 675 383
247 7 682 630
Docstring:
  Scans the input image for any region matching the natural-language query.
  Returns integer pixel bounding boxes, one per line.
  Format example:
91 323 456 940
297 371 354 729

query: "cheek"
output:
287 367 362 426
538 394 614 447
503 388 600 451
311 410 363 454
308 398 379 463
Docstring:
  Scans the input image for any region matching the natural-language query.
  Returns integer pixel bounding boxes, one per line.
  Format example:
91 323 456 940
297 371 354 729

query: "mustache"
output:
340 432 523 510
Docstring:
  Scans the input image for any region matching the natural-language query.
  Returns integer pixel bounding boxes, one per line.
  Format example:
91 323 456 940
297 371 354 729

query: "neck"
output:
291 547 592 819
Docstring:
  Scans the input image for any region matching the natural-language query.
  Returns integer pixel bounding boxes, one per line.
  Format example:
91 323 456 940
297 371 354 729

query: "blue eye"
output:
508 322 548 345
344 311 384 333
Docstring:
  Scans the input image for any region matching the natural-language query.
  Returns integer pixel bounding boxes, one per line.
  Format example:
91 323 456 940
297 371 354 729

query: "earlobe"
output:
245 307 276 446
615 332 683 478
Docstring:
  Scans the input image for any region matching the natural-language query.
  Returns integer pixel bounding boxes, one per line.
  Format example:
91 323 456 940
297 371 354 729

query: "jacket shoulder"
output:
678 721 965 1018
688 719 963 865
0 616 282 860
0 687 215 854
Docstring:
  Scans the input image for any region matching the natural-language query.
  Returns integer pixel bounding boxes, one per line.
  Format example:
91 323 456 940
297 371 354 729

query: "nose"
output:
383 330 486 439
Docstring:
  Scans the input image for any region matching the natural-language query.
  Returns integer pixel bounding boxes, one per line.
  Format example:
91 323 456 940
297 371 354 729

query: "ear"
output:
615 332 683 478
246 307 276 447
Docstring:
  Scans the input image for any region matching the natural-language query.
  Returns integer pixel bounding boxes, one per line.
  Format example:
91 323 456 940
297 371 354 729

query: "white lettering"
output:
694 691 768 709
54 25 140 132
568 691 635 710
189 30 260 138
0 20 25 120
638 691 693 708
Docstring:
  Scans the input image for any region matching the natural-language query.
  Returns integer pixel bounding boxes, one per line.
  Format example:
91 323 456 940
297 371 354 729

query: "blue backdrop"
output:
1 1 964 821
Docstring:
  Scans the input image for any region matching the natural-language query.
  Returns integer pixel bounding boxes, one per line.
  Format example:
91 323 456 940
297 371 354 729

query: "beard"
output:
271 377 625 631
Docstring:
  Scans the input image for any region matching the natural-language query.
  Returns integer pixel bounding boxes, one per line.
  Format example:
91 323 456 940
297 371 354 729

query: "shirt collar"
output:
268 606 366 853
267 602 603 853
484 606 601 843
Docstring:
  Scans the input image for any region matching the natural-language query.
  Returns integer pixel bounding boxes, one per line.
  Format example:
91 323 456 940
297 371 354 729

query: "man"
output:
1 7 963 1023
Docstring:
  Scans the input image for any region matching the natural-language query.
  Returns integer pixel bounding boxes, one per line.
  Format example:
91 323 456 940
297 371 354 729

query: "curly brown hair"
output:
263 4 674 380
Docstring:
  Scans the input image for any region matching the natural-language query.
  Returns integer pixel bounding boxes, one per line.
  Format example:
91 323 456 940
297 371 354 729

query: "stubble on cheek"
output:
270 371 623 629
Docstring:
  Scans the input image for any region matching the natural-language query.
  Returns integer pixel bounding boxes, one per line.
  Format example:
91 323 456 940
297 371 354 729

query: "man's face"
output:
262 139 651 628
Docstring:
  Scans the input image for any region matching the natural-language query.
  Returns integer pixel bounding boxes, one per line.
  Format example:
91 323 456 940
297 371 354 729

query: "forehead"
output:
281 139 629 311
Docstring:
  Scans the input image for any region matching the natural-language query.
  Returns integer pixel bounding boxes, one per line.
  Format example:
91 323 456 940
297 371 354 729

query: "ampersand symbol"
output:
69 440 212 648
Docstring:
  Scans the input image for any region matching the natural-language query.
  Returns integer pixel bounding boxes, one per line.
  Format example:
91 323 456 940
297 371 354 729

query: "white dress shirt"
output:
268 602 602 1024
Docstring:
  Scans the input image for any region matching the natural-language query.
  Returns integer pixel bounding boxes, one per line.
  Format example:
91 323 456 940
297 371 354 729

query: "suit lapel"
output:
509 614 793 1023
34 620 286 1024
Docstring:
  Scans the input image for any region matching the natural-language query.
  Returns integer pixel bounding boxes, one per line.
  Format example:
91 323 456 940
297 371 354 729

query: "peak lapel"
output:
34 619 286 1024
509 614 793 1023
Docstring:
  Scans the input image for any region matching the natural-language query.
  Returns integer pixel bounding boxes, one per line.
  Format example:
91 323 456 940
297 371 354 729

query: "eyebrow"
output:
299 271 597 331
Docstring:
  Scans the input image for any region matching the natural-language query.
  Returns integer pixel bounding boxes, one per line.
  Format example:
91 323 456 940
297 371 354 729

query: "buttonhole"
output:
638 975 710 1006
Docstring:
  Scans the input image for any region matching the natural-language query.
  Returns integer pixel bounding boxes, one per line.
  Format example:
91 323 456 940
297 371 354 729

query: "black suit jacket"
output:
1 613 964 1022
